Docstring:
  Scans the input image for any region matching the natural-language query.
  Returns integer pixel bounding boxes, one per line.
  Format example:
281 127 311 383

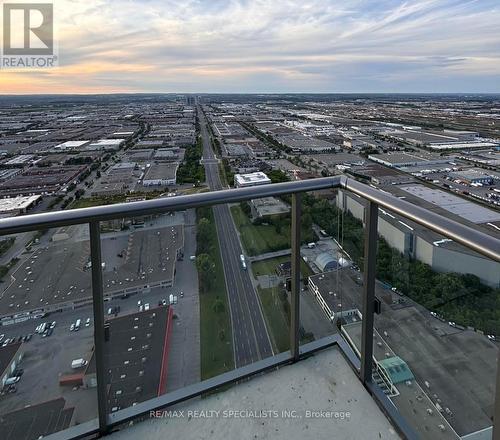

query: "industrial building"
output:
86 139 124 151
0 195 41 217
0 166 86 197
234 172 271 188
84 305 173 411
448 168 497 185
368 152 450 169
336 189 500 287
142 163 179 186
250 197 290 219
308 271 359 322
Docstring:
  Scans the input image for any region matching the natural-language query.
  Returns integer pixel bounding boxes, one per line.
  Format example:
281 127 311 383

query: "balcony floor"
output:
112 346 400 440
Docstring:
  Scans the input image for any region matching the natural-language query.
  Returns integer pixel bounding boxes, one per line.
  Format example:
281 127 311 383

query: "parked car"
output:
144 303 150 311
85 318 91 327
12 368 23 377
5 376 20 386
70 323 75 332
50 321 56 329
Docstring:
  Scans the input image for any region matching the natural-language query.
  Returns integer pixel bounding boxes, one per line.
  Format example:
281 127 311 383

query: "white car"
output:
144 303 150 311
70 323 75 332
85 318 91 327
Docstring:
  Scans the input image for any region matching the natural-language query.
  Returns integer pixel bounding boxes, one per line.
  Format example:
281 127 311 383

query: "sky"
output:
1 0 500 94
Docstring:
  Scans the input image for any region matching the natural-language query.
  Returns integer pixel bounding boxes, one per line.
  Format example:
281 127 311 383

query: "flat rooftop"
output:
0 397 74 440
234 172 271 186
0 225 183 316
106 305 170 411
400 185 500 224
144 163 179 181
109 346 401 440
342 301 497 437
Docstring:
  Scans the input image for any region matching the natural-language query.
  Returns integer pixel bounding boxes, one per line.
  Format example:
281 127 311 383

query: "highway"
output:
197 105 273 367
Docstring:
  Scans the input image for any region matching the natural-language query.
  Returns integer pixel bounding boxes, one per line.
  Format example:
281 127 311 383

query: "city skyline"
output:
1 0 500 94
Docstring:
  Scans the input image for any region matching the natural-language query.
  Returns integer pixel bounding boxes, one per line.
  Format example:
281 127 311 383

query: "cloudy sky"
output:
1 0 500 94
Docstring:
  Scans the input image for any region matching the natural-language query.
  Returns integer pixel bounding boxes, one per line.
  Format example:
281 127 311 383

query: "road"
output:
197 105 273 367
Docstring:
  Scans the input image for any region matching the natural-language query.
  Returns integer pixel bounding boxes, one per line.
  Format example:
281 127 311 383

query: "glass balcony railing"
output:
0 176 498 440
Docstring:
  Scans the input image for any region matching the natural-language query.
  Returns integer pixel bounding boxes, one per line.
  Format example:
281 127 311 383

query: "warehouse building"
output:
336 189 500 287
234 172 271 188
448 168 497 185
86 139 124 151
84 305 173 411
308 271 359 322
250 197 290 219
142 163 179 186
368 152 450 169
0 194 41 217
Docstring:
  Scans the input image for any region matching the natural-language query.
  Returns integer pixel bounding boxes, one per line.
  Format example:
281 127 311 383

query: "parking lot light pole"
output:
89 221 109 435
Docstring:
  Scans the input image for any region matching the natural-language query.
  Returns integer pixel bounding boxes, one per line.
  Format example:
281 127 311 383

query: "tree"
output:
196 253 215 292
212 297 225 313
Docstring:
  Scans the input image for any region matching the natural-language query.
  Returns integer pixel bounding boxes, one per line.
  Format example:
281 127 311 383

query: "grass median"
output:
196 206 234 379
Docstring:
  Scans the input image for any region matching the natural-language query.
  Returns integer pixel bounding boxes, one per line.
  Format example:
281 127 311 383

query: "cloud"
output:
1 0 499 93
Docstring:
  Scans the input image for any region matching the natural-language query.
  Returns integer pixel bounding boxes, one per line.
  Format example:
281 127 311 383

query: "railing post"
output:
494 350 500 440
89 221 109 435
360 201 378 383
290 193 301 361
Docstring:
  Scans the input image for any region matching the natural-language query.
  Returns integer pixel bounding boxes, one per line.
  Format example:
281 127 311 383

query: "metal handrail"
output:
0 175 497 261
341 176 500 263
0 177 341 235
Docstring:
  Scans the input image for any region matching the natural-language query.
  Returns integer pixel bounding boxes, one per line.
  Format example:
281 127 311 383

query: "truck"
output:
169 294 174 305
240 254 247 270
75 319 81 331
71 359 87 369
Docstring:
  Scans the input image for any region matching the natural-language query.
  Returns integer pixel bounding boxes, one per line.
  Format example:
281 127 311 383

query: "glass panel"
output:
371 204 498 439
0 224 97 436
299 189 365 346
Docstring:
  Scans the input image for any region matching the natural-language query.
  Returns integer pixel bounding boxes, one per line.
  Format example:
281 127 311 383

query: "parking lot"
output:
0 313 97 425
0 219 185 317
0 209 201 421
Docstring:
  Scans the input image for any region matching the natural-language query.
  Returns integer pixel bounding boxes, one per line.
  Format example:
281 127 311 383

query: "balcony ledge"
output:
112 346 400 440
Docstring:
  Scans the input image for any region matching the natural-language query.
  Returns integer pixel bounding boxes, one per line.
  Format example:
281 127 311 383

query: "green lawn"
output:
230 205 291 256
252 256 314 354
0 238 15 258
197 207 234 379
257 286 290 353
252 255 313 279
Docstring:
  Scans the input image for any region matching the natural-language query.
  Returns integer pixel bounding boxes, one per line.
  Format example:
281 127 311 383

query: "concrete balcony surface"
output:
112 346 400 440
